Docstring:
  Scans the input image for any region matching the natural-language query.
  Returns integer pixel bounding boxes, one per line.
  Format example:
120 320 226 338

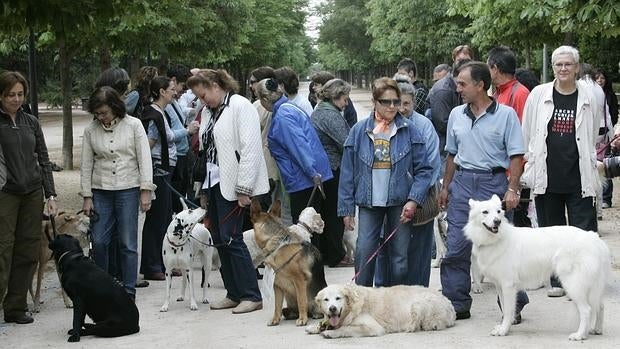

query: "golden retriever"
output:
306 284 456 338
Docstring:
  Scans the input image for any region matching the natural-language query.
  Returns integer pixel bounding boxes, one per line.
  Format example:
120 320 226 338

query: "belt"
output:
455 165 505 174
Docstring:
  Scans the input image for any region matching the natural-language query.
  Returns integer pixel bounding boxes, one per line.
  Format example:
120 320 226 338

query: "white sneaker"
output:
547 287 566 297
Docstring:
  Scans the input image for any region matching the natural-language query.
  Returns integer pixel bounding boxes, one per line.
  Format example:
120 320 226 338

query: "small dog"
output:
250 199 327 326
31 212 89 312
464 195 611 340
48 234 139 342
306 284 456 338
160 200 214 312
244 204 325 268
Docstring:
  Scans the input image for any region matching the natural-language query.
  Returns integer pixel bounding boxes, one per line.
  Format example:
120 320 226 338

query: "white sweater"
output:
198 94 269 201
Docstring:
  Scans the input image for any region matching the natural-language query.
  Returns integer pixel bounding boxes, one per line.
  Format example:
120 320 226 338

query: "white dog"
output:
160 201 214 312
306 284 456 338
244 206 324 268
464 195 611 340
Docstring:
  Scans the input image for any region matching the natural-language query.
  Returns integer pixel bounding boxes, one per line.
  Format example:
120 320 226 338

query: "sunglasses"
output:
377 99 401 107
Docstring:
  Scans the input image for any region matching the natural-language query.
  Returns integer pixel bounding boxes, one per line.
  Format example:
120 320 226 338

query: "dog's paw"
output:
305 323 321 334
490 325 509 336
267 318 281 326
472 285 484 294
322 330 341 339
65 301 73 308
590 328 603 335
176 296 184 302
68 334 80 342
160 304 169 312
202 298 209 304
568 332 587 341
296 317 308 326
190 302 198 311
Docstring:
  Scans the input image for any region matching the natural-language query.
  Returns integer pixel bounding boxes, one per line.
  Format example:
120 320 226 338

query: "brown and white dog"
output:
32 212 90 312
250 199 327 326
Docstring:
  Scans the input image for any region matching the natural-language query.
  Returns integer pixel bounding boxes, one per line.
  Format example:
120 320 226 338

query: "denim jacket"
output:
337 113 433 217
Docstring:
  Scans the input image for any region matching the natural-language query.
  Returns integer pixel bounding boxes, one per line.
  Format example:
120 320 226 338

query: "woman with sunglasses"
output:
338 77 433 287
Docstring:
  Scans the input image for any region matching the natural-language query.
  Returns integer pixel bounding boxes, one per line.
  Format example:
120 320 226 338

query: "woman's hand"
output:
82 197 94 217
140 190 152 212
200 193 209 209
400 200 417 223
238 194 251 207
343 216 355 231
439 187 449 210
47 198 58 216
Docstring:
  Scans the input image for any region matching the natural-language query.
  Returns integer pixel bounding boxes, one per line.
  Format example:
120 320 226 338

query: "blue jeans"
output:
407 220 434 287
91 188 140 295
355 206 412 287
207 184 261 302
441 169 528 313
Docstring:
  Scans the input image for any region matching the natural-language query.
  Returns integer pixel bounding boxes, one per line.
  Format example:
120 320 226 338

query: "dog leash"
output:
154 167 201 209
306 181 326 208
76 209 99 259
596 133 620 159
190 205 245 248
272 246 305 274
350 223 402 283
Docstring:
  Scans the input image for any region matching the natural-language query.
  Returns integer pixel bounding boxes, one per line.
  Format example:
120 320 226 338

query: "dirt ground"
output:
1 87 619 348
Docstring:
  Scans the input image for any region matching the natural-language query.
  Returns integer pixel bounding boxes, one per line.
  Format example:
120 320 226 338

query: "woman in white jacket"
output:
187 69 269 314
521 46 602 297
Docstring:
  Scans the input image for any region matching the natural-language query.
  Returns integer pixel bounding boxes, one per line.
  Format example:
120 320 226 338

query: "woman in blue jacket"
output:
338 77 433 287
255 78 333 224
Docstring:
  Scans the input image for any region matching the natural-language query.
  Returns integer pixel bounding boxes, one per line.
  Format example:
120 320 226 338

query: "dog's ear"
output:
491 194 502 206
250 198 263 223
269 199 282 218
468 198 476 208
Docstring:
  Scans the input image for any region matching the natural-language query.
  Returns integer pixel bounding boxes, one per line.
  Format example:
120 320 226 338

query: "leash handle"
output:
306 181 326 208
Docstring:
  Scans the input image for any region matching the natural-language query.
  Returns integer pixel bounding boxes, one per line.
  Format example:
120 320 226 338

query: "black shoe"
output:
136 280 150 288
513 312 522 325
5 313 34 324
51 162 63 172
455 311 471 320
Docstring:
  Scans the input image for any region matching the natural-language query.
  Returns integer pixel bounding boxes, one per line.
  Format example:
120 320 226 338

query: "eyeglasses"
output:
93 110 111 118
377 99 401 107
553 63 575 69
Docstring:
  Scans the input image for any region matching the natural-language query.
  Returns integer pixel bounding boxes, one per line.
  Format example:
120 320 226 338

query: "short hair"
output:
452 45 474 61
551 45 580 65
95 67 130 95
88 86 127 118
433 64 451 74
166 64 191 83
250 66 275 82
514 68 540 92
255 78 283 105
0 71 28 98
186 69 239 93
455 61 492 91
274 67 300 95
317 78 351 101
372 77 401 101
397 81 416 98
397 58 417 77
149 76 172 101
487 46 517 75
311 71 335 86
392 73 412 84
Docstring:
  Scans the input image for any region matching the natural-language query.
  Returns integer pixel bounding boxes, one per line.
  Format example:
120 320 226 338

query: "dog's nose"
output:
329 305 337 313
493 218 501 226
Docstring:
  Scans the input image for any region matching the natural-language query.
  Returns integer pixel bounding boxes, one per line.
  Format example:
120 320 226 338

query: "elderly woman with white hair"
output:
521 45 602 297
309 78 351 267
255 78 333 233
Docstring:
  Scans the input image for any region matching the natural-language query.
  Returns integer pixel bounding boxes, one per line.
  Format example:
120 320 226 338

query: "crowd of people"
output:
0 42 617 325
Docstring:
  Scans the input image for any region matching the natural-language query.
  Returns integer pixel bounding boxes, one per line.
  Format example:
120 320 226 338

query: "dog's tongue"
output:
329 315 340 328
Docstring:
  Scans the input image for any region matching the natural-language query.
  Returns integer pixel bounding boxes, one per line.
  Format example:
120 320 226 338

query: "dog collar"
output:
166 234 187 248
297 221 315 234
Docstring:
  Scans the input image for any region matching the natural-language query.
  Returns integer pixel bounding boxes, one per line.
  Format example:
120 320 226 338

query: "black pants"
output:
535 191 596 287
140 171 173 275
171 155 189 213
512 188 532 227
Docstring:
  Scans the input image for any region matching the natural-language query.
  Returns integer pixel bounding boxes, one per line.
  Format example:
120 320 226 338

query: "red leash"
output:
597 134 620 159
350 223 403 283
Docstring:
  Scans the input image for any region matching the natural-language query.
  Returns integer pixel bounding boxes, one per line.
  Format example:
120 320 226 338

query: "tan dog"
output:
306 284 456 338
250 199 327 326
31 212 90 312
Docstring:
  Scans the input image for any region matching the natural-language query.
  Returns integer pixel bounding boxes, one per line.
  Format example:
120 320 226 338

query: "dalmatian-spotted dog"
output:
160 199 214 312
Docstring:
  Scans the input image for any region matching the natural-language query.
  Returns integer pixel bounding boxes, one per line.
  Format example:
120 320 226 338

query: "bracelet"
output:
507 188 520 196
48 195 58 201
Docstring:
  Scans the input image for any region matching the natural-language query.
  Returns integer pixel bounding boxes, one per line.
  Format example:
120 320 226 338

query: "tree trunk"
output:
129 55 140 84
524 45 531 69
58 36 74 170
356 71 362 89
100 44 111 71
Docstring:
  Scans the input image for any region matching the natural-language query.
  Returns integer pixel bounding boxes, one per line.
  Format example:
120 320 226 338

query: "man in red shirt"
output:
488 46 530 122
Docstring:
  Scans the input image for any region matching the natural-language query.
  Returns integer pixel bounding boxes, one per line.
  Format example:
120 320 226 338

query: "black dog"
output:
48 234 139 342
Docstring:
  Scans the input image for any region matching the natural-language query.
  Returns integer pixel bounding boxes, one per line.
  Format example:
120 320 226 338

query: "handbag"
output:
192 150 207 182
411 183 440 226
